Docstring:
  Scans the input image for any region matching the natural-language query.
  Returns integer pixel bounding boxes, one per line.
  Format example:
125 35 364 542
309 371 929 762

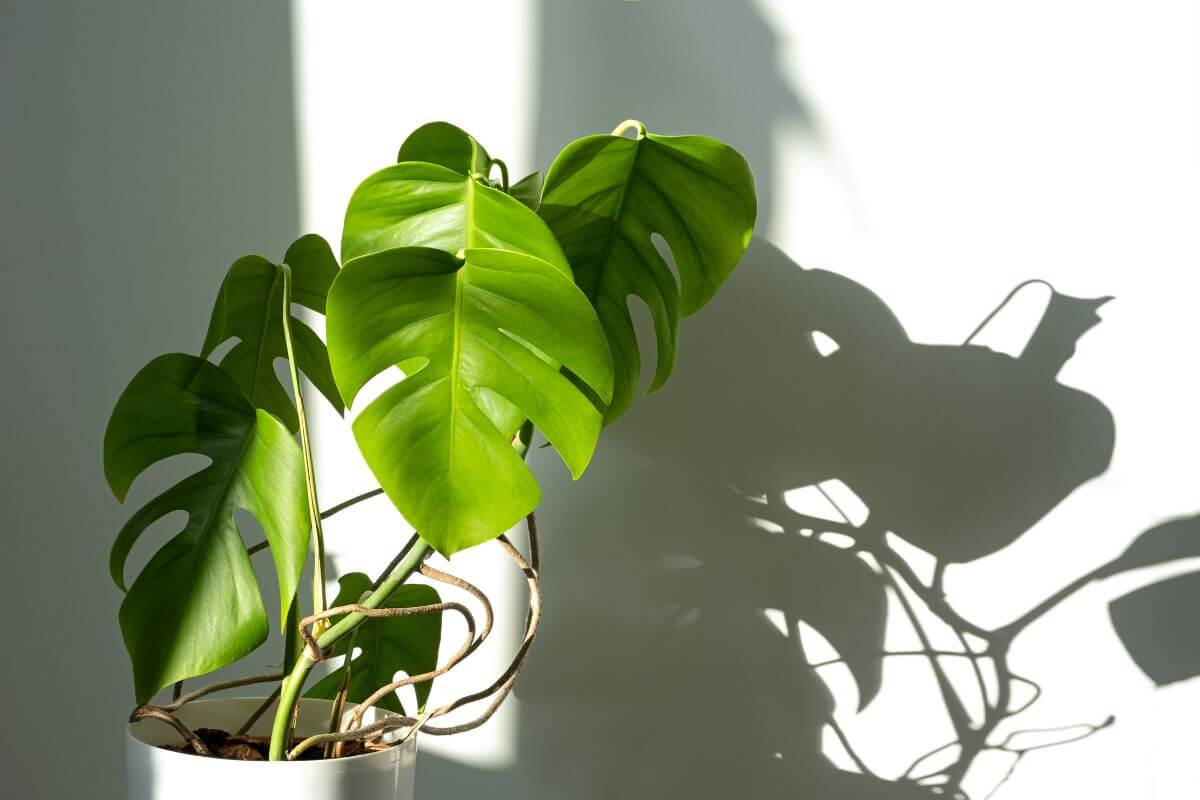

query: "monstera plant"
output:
106 119 755 784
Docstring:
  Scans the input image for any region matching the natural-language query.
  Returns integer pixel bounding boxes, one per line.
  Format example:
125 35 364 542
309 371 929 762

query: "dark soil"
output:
160 728 384 761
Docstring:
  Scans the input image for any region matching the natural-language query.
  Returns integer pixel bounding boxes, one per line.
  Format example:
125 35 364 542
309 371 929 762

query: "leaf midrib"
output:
190 425 257 557
441 178 481 535
248 268 283 409
587 135 645 301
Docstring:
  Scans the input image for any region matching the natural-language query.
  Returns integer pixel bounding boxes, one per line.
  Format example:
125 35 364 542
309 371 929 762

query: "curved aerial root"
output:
135 513 543 763
419 562 495 655
287 716 419 760
129 706 213 757
340 565 495 733
286 592 479 760
408 533 541 737
158 672 284 712
290 519 543 759
297 600 475 663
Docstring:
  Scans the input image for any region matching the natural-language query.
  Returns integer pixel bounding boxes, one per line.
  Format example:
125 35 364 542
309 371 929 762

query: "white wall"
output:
290 1 1200 798
289 0 542 772
0 3 300 798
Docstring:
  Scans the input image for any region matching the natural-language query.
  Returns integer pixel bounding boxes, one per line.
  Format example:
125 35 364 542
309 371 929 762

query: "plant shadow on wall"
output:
419 240 1200 800
532 0 815 222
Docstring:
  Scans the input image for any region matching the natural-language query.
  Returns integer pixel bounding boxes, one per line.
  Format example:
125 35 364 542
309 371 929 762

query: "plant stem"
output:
611 119 647 139
280 263 329 627
267 537 433 760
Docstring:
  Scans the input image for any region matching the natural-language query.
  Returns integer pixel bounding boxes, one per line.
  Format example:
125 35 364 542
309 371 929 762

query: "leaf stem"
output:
267 537 433 760
280 263 329 627
611 119 647 139
489 158 510 192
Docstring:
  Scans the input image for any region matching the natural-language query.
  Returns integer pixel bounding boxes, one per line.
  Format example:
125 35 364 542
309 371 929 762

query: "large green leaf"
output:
200 234 343 432
396 121 490 176
539 121 756 420
340 161 570 277
327 246 613 555
104 354 310 703
305 573 442 713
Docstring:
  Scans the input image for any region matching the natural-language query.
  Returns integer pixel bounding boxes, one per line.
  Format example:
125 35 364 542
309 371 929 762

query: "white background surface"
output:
3 1 1198 797
290 1 1200 798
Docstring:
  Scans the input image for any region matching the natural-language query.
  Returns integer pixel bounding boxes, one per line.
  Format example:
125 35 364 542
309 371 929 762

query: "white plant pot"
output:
125 697 417 800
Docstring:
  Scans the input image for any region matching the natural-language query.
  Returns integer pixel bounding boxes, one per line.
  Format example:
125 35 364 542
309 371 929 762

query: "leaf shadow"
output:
412 234 1143 799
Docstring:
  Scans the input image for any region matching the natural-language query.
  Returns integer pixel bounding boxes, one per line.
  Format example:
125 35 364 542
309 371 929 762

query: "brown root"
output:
129 706 213 757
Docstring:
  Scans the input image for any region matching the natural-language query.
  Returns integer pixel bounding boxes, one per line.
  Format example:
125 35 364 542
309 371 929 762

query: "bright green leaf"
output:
539 122 756 420
305 573 442 713
396 121 490 176
340 161 570 277
327 246 613 556
201 234 343 432
104 354 310 703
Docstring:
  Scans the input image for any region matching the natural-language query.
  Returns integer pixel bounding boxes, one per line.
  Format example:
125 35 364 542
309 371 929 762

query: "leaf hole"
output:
625 293 661 396
810 330 841 357
762 608 789 637
348 366 407 417
817 479 869 527
204 336 239 365
818 532 856 550
121 509 189 587
127 453 211 499
272 357 294 400
649 232 681 296
396 356 430 378
802 619 860 712
968 280 1053 356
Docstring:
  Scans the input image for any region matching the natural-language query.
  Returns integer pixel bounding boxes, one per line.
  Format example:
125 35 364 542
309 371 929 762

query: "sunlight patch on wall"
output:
289 0 539 771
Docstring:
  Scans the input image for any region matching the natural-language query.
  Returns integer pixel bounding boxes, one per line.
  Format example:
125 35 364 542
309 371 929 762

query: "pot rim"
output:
125 696 417 768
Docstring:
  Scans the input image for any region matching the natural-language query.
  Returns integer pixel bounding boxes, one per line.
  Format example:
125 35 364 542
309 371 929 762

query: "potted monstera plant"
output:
107 119 756 799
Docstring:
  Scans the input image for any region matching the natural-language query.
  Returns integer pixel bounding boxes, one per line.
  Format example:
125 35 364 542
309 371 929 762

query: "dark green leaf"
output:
306 573 442 712
104 354 310 702
508 170 543 210
200 234 343 432
327 246 612 556
397 121 490 176
539 121 756 420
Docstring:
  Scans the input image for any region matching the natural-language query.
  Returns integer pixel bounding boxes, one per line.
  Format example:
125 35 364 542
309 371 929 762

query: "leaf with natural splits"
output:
201 234 343 432
327 246 612 555
305 573 442 712
104 354 310 702
539 121 756 420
